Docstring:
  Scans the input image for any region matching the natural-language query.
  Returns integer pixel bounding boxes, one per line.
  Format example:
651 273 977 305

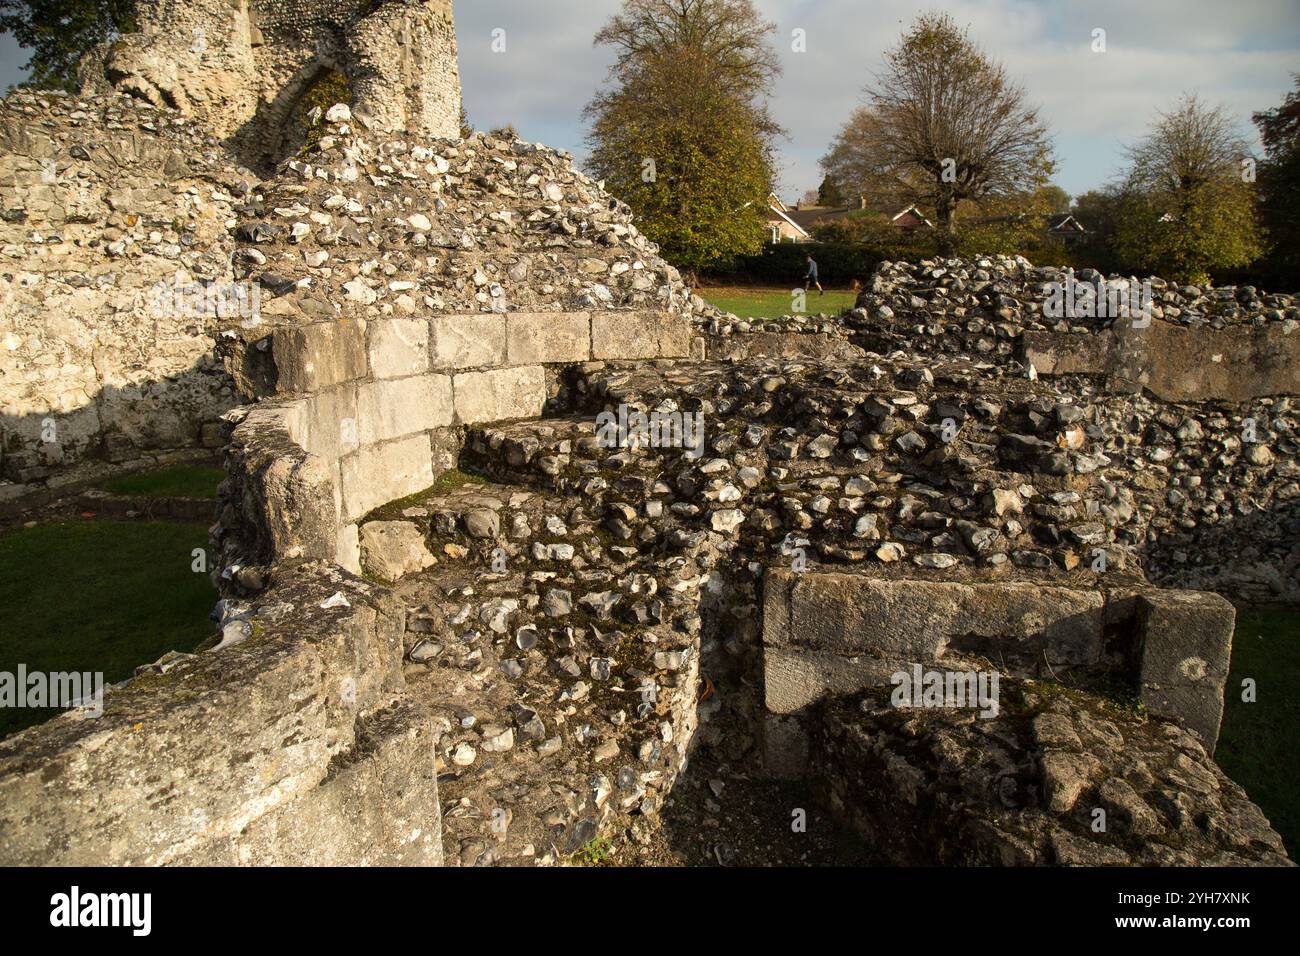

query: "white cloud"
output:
739 0 1300 198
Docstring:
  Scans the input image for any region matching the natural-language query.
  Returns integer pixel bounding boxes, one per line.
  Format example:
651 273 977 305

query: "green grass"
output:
700 286 858 321
101 464 225 500
0 520 216 738
1217 606 1300 860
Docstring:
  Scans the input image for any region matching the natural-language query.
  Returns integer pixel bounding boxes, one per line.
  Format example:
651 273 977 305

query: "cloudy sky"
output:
3 0 1297 201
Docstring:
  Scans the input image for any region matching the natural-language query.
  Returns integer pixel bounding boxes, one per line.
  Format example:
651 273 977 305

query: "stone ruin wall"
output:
210 106 699 585
86 0 463 171
1 2 1297 867
0 91 255 513
761 570 1237 777
0 100 706 866
1 0 468 514
831 258 1300 604
0 562 440 866
219 298 694 578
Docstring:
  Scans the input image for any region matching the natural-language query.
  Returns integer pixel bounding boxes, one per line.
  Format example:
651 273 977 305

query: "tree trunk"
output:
936 198 957 255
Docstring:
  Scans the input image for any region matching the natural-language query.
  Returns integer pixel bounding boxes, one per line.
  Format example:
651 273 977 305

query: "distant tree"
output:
458 105 473 139
592 0 779 102
0 0 134 92
1253 76 1300 284
956 191 1059 259
821 14 1054 253
817 175 846 207
1115 94 1262 284
1070 188 1125 273
811 210 900 245
1037 184 1071 215
947 185 1071 261
585 0 781 276
820 107 899 209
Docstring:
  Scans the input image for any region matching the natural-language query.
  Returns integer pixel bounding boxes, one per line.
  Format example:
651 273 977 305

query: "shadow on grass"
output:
1217 606 1300 860
0 519 216 739
100 464 226 500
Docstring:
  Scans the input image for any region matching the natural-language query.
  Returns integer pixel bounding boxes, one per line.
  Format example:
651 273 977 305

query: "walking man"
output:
804 255 824 295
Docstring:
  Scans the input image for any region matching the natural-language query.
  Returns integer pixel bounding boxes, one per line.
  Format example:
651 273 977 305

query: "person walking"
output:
804 255 824 295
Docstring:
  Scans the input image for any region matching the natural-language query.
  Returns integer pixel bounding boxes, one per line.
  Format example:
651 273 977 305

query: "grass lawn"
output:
101 464 225 499
700 286 858 321
0 519 216 738
1217 606 1300 859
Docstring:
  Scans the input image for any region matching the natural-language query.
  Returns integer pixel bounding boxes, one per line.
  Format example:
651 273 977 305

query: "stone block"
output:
369 318 430 379
258 451 340 563
763 713 810 780
272 321 367 394
339 434 434 522
296 385 357 461
591 311 692 360
759 570 1107 769
430 314 506 369
1025 320 1300 403
355 374 453 445
452 366 546 424
763 644 899 716
231 404 340 563
658 314 693 358
180 698 443 866
505 312 591 365
1023 329 1117 378
337 523 361 575
1137 590 1235 751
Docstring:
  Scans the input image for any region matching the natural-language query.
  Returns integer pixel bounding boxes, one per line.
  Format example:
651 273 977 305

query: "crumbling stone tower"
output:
83 0 462 170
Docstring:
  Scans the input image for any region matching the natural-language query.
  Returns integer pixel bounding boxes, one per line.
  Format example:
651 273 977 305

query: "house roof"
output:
767 192 791 214
891 205 934 228
1048 214 1086 233
785 204 858 231
765 201 811 239
780 201 936 232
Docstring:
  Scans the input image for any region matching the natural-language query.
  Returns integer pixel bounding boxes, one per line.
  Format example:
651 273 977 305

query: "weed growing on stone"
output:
571 836 614 866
